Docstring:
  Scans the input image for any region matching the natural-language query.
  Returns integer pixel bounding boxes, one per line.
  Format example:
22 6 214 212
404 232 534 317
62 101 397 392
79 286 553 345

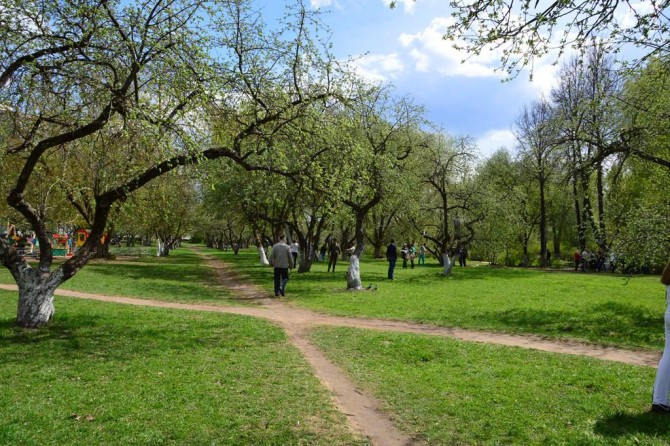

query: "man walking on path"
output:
270 234 294 297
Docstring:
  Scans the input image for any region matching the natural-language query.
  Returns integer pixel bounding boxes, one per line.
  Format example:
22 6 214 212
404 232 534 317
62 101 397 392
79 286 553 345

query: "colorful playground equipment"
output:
52 233 70 256
75 228 90 249
1 223 106 257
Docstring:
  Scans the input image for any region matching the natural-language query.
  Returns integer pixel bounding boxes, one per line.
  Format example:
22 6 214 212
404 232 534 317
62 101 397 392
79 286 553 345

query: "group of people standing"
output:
573 248 612 272
386 240 427 279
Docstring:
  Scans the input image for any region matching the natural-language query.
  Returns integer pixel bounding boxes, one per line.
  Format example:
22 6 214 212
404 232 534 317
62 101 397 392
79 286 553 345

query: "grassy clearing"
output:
0 248 238 305
310 326 669 445
0 291 368 446
0 245 666 444
206 248 666 350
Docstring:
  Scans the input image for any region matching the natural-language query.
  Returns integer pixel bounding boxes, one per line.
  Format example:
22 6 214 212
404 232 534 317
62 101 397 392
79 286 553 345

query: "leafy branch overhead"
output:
393 0 670 76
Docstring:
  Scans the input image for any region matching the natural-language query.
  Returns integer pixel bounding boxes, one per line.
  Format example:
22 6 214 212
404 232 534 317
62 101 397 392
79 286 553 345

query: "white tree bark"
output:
258 245 269 265
16 266 64 328
442 253 454 276
346 255 362 290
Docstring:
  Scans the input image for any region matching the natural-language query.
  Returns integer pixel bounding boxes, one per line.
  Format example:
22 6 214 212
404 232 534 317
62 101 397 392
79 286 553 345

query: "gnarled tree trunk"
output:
16 267 64 328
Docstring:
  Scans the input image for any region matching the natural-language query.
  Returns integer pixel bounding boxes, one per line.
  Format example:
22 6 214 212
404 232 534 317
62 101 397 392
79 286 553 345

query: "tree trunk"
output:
258 245 269 265
298 245 314 273
596 162 607 251
16 268 64 328
539 175 547 267
160 242 171 256
93 234 112 259
571 147 586 251
254 234 269 265
346 255 362 290
522 237 530 267
442 253 454 276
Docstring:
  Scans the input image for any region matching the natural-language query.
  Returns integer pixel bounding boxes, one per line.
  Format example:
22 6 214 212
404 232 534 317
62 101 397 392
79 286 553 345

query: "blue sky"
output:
254 0 566 158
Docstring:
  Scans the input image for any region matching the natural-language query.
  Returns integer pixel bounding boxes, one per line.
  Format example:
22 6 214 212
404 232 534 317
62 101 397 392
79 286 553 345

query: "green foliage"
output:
439 0 670 77
606 58 670 268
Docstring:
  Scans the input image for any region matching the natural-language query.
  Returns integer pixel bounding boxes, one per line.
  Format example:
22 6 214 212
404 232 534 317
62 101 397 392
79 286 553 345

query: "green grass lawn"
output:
310 326 669 445
1 245 669 445
0 249 238 305
205 247 666 350
0 291 368 446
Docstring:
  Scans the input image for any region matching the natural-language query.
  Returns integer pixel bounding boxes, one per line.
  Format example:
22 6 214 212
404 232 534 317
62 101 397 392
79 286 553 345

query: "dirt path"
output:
0 252 661 446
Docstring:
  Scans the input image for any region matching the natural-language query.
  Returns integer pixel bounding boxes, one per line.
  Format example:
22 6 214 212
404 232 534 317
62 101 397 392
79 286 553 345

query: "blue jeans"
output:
388 258 397 279
273 267 289 296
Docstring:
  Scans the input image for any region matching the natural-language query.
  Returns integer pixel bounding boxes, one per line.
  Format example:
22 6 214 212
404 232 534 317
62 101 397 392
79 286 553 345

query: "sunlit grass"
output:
311 326 668 445
0 292 368 446
0 248 236 304
209 247 666 350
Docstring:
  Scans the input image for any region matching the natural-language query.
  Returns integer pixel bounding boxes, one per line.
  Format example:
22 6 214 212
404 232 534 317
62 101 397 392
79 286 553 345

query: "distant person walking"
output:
458 246 468 267
290 240 299 269
409 242 416 269
327 238 340 273
652 258 670 413
418 243 426 266
269 234 294 297
386 239 398 279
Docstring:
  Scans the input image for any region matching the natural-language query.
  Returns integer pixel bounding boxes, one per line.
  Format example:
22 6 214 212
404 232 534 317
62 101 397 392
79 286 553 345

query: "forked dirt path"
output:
0 251 661 446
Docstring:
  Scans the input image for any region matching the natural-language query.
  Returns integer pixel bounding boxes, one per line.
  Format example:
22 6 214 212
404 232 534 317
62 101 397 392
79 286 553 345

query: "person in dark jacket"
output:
386 239 398 280
327 238 340 273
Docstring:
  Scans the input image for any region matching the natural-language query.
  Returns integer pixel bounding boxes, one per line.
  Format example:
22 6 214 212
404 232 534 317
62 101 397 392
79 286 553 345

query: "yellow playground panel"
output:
75 229 90 248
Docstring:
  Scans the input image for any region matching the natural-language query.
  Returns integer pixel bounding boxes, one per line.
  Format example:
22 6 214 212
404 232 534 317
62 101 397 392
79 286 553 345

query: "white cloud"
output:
524 60 560 96
310 0 333 8
476 129 517 158
615 0 655 29
398 14 567 102
399 17 502 78
347 53 405 82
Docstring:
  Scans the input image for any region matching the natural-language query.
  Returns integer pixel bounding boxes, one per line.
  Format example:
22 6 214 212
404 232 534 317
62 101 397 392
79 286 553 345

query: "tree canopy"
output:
390 0 670 76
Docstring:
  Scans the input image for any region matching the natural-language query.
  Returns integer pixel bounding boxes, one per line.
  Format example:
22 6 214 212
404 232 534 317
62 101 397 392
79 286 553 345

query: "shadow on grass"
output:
473 300 662 348
81 262 205 281
0 309 244 364
594 411 670 438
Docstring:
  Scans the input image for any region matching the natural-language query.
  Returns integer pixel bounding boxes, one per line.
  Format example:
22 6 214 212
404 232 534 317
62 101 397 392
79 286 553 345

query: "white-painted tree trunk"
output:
442 253 454 276
346 255 362 290
16 267 64 328
258 245 269 265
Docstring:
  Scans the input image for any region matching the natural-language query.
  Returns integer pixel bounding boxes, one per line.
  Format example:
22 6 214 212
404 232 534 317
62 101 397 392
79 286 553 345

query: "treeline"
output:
197 47 670 273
